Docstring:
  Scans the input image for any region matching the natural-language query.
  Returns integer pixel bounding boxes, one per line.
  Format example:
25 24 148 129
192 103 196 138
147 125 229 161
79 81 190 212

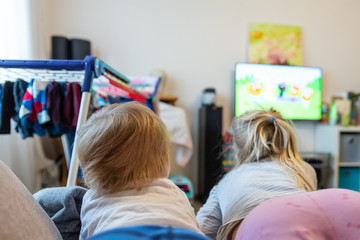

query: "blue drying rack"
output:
0 56 150 187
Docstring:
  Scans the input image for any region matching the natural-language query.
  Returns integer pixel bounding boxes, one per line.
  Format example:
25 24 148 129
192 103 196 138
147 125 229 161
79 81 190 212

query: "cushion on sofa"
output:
0 160 62 240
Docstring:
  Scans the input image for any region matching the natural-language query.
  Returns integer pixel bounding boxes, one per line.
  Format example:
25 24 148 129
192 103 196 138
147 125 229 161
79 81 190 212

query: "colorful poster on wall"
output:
248 23 303 66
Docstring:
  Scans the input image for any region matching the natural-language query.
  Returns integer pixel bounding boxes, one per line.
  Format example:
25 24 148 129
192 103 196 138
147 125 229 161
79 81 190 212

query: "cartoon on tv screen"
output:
235 63 322 120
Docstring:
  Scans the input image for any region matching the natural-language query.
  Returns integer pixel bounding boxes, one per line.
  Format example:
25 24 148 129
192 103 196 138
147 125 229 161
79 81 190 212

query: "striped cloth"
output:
19 79 50 137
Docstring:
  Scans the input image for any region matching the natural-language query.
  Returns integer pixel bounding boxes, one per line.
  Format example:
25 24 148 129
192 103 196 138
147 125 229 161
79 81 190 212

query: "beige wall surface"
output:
43 0 360 193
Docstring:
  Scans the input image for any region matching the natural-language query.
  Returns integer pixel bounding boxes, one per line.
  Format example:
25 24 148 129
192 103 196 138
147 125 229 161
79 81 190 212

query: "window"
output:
0 0 31 59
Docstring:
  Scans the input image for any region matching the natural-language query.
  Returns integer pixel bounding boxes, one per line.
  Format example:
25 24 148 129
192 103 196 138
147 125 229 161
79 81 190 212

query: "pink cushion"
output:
235 188 360 240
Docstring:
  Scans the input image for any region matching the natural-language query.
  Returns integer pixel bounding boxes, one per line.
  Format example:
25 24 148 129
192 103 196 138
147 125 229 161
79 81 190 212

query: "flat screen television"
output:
234 63 322 120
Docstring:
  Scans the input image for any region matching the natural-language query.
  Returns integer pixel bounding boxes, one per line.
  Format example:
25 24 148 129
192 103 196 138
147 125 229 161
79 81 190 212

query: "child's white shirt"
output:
80 178 202 239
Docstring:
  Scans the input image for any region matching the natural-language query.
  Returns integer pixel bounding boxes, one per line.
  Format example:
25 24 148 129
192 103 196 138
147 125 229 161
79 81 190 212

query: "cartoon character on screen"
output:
278 83 286 97
247 81 264 105
247 81 262 96
289 86 300 98
301 87 314 109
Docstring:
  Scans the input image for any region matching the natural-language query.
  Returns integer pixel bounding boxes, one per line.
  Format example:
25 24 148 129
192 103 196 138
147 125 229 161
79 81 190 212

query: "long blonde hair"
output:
231 108 315 191
77 102 170 194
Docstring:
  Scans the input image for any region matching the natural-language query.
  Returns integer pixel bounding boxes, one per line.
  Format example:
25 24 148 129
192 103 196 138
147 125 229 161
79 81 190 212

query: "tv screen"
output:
235 63 322 120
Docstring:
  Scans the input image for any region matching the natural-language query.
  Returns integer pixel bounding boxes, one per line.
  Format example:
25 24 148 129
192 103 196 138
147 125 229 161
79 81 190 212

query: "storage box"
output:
339 167 360 191
340 133 360 162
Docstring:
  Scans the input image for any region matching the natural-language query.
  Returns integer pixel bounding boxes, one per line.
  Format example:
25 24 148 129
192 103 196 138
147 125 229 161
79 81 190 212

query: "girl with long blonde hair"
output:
196 108 317 240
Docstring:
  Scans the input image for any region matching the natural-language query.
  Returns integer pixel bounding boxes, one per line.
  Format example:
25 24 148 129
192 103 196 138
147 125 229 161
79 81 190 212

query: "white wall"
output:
43 0 360 193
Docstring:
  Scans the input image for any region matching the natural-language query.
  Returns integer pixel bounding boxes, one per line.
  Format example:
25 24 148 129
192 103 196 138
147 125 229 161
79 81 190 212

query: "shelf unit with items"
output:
315 124 360 190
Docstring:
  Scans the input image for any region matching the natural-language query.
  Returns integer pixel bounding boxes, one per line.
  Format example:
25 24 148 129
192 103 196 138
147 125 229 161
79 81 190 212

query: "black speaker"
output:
198 106 223 202
51 36 70 59
70 39 91 60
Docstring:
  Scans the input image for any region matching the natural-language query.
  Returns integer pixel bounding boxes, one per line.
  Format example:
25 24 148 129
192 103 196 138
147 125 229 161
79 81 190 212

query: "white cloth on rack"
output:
159 102 193 167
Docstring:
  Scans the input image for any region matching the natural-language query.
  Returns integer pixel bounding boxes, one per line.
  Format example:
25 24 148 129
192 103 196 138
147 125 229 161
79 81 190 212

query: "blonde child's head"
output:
231 108 315 191
77 102 170 194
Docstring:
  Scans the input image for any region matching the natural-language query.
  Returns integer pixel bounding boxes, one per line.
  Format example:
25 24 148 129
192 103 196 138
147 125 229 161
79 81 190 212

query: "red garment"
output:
64 82 82 127
46 82 64 124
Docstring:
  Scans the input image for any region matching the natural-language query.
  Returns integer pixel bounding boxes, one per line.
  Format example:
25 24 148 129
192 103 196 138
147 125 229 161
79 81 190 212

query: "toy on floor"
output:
169 174 194 206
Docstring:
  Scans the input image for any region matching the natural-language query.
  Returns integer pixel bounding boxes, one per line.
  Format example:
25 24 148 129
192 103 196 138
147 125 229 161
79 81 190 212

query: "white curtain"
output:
0 0 57 193
28 0 51 59
0 0 31 59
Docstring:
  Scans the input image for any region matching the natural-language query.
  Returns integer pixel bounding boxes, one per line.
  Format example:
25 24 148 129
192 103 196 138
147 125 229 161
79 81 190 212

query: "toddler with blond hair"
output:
78 102 202 239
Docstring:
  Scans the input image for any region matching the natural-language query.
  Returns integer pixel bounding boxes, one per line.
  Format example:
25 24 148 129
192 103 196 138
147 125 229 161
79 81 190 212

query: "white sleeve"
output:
196 185 222 239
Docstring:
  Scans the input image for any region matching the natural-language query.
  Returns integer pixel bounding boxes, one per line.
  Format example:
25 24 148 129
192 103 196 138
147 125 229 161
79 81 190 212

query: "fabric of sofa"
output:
0 160 62 240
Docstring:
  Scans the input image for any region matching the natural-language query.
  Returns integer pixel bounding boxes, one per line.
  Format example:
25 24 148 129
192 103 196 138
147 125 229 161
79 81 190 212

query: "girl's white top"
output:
80 178 202 239
196 160 317 239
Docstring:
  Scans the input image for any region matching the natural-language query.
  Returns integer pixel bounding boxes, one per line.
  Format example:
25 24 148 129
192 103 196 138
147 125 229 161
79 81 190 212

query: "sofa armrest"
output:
0 160 62 240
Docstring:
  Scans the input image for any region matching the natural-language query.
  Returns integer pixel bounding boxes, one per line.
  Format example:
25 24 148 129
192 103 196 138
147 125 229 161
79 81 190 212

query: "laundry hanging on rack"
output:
92 75 161 111
0 56 160 187
19 79 51 137
0 78 83 139
0 77 156 138
0 81 16 134
13 78 32 138
21 79 82 138
91 90 150 111
63 82 82 128
45 82 65 137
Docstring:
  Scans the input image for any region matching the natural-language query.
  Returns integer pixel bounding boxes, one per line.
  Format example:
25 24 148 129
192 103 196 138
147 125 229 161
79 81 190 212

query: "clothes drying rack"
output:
0 56 152 187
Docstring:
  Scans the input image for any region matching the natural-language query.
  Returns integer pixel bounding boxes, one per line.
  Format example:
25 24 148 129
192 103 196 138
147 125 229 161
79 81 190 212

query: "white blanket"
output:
159 102 193 167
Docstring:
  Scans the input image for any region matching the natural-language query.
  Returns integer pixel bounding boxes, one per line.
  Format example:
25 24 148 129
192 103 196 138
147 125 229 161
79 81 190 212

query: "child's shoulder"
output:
235 160 281 171
223 161 284 180
150 178 182 191
150 178 190 198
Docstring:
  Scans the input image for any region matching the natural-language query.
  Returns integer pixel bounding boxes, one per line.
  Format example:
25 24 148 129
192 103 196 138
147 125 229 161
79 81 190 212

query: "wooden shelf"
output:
160 95 178 106
339 162 360 167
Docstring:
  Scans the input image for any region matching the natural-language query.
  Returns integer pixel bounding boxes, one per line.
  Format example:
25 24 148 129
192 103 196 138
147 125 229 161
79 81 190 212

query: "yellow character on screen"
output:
248 82 262 96
289 86 300 97
301 87 314 109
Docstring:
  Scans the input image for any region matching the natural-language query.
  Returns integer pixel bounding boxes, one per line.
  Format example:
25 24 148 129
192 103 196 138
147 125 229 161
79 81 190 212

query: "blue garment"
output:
87 225 210 240
66 128 83 179
34 186 87 240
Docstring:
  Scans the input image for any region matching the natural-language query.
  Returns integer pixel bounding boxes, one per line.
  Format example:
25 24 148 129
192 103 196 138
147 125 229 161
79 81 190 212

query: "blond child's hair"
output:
77 102 170 194
231 108 315 191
